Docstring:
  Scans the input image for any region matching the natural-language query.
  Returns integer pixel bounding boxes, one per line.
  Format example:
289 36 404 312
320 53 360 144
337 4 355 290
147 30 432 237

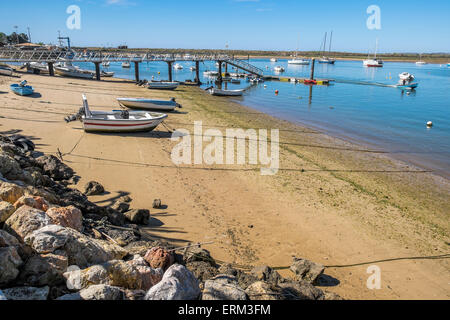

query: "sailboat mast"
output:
375 38 378 59
329 31 333 55
323 32 327 56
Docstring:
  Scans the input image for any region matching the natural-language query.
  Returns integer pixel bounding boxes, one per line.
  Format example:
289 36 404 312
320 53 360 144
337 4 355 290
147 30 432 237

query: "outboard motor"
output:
19 80 28 87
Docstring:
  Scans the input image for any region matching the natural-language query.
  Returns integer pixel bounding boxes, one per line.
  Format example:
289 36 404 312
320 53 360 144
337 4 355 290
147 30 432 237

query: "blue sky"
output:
1 0 449 52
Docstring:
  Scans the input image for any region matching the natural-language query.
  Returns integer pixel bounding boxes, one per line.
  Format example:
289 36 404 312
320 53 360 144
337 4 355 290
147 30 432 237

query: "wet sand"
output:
0 72 448 299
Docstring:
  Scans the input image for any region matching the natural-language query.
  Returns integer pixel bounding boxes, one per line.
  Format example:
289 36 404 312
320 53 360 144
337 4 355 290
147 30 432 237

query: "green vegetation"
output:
0 31 29 46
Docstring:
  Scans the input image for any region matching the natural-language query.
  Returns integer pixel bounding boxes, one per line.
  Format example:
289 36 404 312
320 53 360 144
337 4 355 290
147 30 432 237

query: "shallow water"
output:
75 59 450 177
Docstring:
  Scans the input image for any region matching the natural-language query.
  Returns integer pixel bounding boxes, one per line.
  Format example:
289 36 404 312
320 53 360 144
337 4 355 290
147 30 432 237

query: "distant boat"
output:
0 65 13 76
274 66 285 72
147 81 179 90
101 71 115 77
288 34 310 65
318 31 336 64
230 79 241 84
10 81 34 96
203 70 219 77
416 54 427 65
173 63 183 70
25 62 49 74
102 61 110 67
209 88 244 96
117 97 181 111
270 58 278 62
78 94 168 133
363 39 384 67
122 61 131 68
190 66 196 71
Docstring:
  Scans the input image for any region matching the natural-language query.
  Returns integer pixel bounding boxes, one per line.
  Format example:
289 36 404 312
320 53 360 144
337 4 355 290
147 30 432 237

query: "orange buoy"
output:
275 90 279 95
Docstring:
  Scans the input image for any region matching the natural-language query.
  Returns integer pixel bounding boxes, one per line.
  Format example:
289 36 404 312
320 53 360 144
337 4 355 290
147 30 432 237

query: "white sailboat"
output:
363 39 384 67
318 31 336 64
416 54 427 65
288 34 310 65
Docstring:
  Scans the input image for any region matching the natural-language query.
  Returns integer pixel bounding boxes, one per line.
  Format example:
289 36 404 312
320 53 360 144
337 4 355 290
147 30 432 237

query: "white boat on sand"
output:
117 97 181 111
78 94 167 133
54 60 95 79
208 88 244 96
0 65 13 76
147 81 179 90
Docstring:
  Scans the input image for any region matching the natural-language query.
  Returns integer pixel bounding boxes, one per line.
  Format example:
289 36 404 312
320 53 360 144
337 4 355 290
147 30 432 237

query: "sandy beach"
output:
0 71 448 300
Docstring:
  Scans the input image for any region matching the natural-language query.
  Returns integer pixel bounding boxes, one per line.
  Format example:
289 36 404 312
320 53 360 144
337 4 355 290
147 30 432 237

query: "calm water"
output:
74 59 450 177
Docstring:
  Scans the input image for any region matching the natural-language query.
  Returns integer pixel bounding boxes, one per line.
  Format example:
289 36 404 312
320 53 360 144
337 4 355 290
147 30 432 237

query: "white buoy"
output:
427 121 433 127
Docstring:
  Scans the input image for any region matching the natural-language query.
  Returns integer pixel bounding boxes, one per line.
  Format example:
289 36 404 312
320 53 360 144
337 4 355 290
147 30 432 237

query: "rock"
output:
202 275 247 300
0 154 23 180
24 225 70 254
144 246 174 270
145 264 200 300
0 201 15 223
84 181 105 196
250 265 281 285
18 250 68 286
186 261 218 282
111 201 130 214
152 199 162 208
0 289 6 300
2 286 49 300
3 205 51 241
120 195 132 203
106 228 139 247
105 207 126 226
278 280 325 300
322 290 344 300
46 206 83 231
36 155 74 181
124 209 150 225
290 257 325 284
123 289 146 300
80 284 124 300
245 281 281 300
0 246 23 285
0 229 21 247
57 188 100 215
0 182 25 204
183 246 216 266
13 196 49 212
217 264 258 290
63 228 128 268
63 259 163 291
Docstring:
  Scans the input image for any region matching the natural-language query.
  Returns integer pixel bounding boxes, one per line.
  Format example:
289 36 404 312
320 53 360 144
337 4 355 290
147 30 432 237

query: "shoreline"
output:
0 73 448 299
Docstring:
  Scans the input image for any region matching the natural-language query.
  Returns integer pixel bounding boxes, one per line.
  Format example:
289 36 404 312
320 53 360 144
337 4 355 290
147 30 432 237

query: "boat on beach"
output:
77 94 168 133
208 88 244 96
116 97 181 111
101 70 115 77
147 81 179 90
25 62 49 74
10 80 34 96
0 65 13 76
54 61 95 79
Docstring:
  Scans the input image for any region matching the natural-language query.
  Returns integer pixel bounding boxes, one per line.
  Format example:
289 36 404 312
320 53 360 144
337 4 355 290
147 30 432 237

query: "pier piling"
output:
167 61 173 82
217 61 223 83
47 62 54 76
134 61 140 82
310 58 316 80
195 60 200 85
94 62 101 80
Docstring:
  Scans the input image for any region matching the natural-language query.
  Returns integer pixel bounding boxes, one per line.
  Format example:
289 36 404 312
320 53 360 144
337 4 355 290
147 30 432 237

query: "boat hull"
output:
55 67 94 79
117 98 178 111
147 82 179 90
0 68 13 76
10 84 34 96
82 116 167 133
318 60 336 64
209 88 244 96
396 83 419 90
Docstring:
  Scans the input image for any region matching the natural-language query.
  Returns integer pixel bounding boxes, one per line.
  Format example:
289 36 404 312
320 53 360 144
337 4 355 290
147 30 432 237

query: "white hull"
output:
147 82 179 90
117 98 179 111
55 67 94 79
416 61 427 65
363 59 383 67
0 67 13 76
122 63 131 68
209 88 244 96
288 59 310 65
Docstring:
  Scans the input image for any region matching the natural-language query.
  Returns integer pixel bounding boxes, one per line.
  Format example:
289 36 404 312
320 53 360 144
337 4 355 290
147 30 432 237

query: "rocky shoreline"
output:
0 132 341 301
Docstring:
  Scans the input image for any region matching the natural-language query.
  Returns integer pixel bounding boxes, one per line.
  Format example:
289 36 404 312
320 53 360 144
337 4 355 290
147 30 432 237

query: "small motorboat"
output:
303 79 317 85
102 61 110 67
318 57 336 64
173 63 183 70
75 94 168 133
54 61 95 79
101 71 115 77
0 65 13 76
274 66 285 72
147 81 179 90
270 58 278 62
117 97 182 111
25 62 49 74
288 58 310 65
203 70 219 77
208 88 244 96
10 80 34 96
190 66 196 71
395 72 418 90
122 61 131 68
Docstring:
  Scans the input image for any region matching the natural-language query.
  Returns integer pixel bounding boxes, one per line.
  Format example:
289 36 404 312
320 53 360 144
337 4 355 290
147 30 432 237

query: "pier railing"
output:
223 58 264 77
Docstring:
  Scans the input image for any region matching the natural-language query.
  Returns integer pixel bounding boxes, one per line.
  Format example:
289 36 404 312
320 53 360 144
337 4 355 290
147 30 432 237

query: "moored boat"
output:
364 38 383 67
274 66 285 72
0 65 13 76
147 81 179 90
122 61 131 68
101 71 115 77
117 97 181 111
76 94 168 133
54 60 95 79
173 63 183 70
208 88 244 96
10 80 34 96
270 58 278 62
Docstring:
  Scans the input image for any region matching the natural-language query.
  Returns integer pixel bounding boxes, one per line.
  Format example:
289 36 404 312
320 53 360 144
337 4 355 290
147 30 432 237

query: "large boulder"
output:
0 246 23 286
36 155 74 181
3 205 51 241
245 281 281 300
84 181 105 196
278 280 325 300
290 257 325 284
202 275 247 300
2 286 49 300
111 201 130 214
0 201 15 223
0 229 31 260
17 250 68 286
183 247 215 266
0 182 25 204
14 196 49 212
57 284 124 300
250 265 282 285
144 246 174 271
124 209 149 225
145 264 200 300
186 261 218 282
24 225 70 254
46 206 83 231
0 154 23 181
